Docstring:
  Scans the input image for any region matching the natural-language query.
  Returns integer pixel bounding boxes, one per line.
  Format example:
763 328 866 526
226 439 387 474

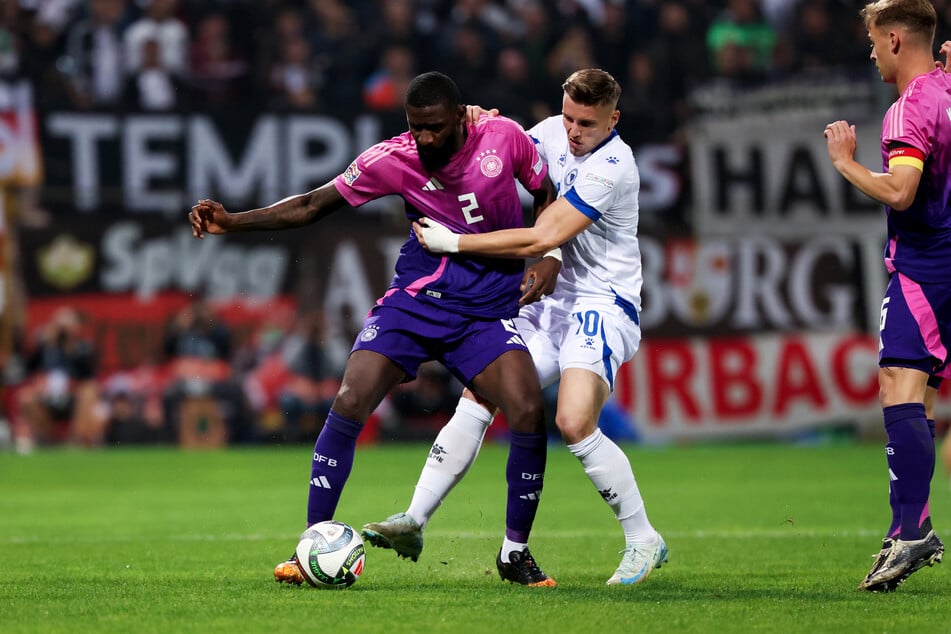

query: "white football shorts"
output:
516 297 640 392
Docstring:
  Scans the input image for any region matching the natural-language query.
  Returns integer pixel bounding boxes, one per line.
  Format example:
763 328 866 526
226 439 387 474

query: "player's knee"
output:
503 398 545 434
555 414 595 445
330 384 369 422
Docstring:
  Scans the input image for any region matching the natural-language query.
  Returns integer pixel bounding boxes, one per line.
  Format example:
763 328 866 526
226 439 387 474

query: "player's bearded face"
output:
561 95 620 156
407 103 465 170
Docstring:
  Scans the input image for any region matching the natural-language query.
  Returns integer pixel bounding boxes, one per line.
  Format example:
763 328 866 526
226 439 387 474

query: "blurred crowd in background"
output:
5 0 951 452
10 0 951 148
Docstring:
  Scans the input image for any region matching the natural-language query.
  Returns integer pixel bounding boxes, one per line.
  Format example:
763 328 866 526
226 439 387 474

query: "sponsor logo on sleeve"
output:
342 161 361 186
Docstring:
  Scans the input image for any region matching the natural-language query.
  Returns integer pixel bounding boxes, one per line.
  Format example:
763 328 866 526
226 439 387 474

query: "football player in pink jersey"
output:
363 69 667 587
189 72 560 587
825 0 949 591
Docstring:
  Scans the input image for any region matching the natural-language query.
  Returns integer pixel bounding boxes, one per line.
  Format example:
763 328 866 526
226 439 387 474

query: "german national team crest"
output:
477 149 503 178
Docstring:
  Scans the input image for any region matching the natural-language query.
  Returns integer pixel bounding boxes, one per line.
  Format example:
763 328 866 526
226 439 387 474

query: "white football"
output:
295 521 366 588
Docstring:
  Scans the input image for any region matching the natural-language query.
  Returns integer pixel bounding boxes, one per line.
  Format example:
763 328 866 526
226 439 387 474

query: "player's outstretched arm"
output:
414 197 592 259
188 182 347 239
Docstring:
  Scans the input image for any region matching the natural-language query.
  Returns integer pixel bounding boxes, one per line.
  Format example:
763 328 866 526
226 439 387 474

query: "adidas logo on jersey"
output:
422 177 445 191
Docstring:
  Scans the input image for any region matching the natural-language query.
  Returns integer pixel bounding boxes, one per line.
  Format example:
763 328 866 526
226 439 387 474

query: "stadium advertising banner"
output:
37 110 685 221
689 109 885 238
22 218 941 437
615 331 901 441
20 217 403 373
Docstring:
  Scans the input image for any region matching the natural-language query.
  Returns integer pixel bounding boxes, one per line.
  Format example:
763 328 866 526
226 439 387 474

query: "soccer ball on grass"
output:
296 520 366 588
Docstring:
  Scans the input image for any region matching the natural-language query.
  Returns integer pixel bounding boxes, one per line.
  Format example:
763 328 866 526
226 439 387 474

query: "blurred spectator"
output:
481 46 545 125
122 37 190 111
26 0 79 105
388 361 461 441
647 1 711 132
13 307 104 450
617 51 676 147
189 10 248 110
160 299 251 445
162 298 230 361
123 0 187 77
275 310 338 443
511 0 559 85
267 32 321 112
100 360 168 445
939 0 951 36
789 0 858 73
544 24 597 109
591 0 635 79
29 0 81 54
251 4 303 95
58 0 132 108
306 0 368 113
447 0 518 44
440 21 495 100
366 0 437 63
324 301 362 377
706 0 778 84
362 44 416 113
242 309 338 443
792 1 833 72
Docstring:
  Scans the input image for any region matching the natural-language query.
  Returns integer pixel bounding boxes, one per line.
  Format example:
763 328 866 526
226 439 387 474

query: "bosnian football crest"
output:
477 149 503 178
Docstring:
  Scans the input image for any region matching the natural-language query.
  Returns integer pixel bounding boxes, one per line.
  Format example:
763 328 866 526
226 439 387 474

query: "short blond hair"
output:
562 69 621 109
861 0 936 42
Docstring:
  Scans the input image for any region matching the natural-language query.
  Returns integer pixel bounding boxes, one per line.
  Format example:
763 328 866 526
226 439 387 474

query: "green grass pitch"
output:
2 441 950 633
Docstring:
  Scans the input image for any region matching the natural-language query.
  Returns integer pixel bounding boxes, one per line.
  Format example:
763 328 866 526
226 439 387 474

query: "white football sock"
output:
406 398 493 528
567 428 656 546
501 537 528 561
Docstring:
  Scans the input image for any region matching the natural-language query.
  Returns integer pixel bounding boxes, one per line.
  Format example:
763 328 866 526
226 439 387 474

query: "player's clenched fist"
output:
189 199 231 239
823 120 856 168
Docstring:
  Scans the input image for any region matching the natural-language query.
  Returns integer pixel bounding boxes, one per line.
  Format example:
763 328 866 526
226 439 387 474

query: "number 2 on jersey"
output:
458 193 484 224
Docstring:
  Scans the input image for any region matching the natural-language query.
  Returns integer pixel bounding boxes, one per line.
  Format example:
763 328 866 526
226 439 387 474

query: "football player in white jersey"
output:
362 69 666 586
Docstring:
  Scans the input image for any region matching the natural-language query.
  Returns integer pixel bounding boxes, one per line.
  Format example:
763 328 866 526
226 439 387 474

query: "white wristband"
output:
419 218 460 253
543 247 562 262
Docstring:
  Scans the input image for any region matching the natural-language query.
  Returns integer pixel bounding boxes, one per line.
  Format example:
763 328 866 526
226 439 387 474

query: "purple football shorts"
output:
350 303 529 385
879 271 951 380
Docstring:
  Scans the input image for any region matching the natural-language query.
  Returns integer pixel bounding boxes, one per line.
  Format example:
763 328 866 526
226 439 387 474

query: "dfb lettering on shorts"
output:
313 452 338 467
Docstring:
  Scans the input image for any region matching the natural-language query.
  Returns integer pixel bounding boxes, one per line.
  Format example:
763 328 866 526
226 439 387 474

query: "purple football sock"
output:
504 431 547 543
887 482 900 539
306 410 363 526
883 403 934 541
